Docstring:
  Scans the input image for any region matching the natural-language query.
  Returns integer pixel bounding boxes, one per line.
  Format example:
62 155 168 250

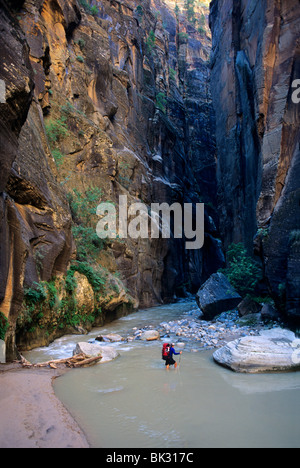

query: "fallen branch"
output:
20 356 32 368
72 355 102 368
19 353 102 369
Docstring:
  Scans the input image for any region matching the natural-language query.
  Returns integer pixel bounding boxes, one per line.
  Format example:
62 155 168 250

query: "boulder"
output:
95 334 124 343
0 340 5 363
237 313 262 327
213 329 300 373
140 330 160 341
237 296 262 317
73 272 95 315
261 304 281 322
73 342 119 363
196 273 242 320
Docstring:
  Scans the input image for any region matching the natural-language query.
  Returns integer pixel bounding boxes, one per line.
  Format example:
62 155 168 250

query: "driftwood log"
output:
19 353 102 369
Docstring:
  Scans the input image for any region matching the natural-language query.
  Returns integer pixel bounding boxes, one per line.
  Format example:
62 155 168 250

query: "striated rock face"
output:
209 0 300 321
149 0 224 296
213 329 300 374
0 0 34 360
0 0 223 359
18 0 222 303
0 0 81 359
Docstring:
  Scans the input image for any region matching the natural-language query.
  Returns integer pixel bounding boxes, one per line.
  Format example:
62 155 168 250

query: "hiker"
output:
162 343 182 370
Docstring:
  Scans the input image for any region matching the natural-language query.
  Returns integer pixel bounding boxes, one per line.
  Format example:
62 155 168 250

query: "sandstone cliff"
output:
0 0 223 359
210 0 300 321
1 0 299 361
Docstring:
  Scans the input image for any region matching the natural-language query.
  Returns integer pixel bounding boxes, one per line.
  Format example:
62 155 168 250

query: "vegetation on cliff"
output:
1 0 298 362
0 0 219 359
221 244 262 298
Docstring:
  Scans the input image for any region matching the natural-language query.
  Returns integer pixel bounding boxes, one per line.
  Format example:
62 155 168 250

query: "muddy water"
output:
24 302 300 448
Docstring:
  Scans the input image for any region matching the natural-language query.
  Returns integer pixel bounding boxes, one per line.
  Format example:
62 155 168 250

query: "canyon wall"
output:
210 0 300 321
1 0 299 360
0 0 222 359
0 0 35 359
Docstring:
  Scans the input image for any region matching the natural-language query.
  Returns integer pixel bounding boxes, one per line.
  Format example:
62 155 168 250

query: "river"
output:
24 301 300 448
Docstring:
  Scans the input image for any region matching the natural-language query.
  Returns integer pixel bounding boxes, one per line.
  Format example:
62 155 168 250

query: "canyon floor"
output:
0 365 89 448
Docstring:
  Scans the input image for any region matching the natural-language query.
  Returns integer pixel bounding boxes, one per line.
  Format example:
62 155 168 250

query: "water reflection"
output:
220 369 300 395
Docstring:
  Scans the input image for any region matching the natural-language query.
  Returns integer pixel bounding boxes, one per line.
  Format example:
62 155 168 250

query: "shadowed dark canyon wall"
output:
209 0 300 322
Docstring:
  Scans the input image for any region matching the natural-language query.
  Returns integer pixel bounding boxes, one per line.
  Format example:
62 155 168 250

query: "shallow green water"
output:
25 302 300 448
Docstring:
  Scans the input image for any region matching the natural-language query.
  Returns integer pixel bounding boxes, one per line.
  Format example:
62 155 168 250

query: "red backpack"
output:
162 343 171 360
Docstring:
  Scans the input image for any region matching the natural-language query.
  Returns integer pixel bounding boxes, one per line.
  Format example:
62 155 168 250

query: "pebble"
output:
154 310 280 350
98 309 282 352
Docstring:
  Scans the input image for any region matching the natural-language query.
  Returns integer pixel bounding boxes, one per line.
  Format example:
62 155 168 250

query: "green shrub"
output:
76 55 85 63
146 30 156 55
135 5 144 17
67 187 105 261
290 230 300 244
44 112 69 168
156 92 167 113
19 268 104 336
90 5 98 15
24 281 59 311
79 0 98 15
178 32 189 43
45 281 58 309
67 187 103 226
52 149 64 167
79 38 86 49
65 269 77 293
72 225 106 261
169 67 176 81
24 282 47 306
60 102 74 116
70 261 106 292
45 117 69 147
221 243 262 297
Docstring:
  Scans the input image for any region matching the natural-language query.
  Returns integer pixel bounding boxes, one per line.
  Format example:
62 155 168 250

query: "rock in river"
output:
196 273 242 320
96 334 124 343
140 330 160 341
74 342 120 363
213 329 300 373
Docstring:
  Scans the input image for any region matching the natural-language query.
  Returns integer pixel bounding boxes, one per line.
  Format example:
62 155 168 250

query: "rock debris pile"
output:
122 308 282 351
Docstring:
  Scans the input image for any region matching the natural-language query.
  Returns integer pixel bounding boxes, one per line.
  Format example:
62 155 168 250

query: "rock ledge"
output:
213 329 300 374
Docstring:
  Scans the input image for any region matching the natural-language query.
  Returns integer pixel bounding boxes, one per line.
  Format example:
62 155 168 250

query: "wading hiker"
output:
162 343 182 370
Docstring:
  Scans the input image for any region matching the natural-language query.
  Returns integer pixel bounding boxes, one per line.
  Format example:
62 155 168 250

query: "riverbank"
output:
0 364 89 448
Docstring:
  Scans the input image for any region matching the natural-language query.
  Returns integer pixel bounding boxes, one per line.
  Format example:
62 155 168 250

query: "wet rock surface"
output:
196 273 242 320
92 302 283 353
73 342 120 363
213 329 300 374
157 310 267 351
